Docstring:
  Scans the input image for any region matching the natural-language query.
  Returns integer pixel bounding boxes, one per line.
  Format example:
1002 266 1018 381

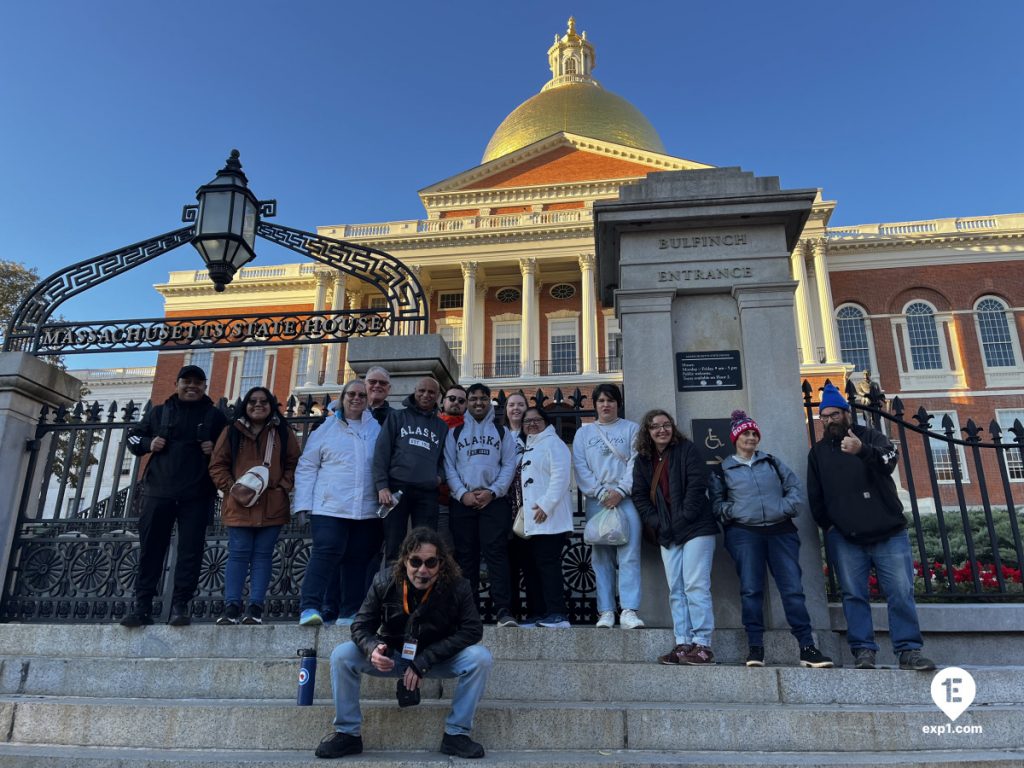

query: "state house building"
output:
150 19 1024 495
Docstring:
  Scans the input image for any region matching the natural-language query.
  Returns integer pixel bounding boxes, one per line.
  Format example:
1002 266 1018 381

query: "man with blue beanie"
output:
807 383 935 671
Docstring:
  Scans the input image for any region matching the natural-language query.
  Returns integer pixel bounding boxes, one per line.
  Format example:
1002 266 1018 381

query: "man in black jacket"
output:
120 365 228 627
807 383 935 671
316 527 492 760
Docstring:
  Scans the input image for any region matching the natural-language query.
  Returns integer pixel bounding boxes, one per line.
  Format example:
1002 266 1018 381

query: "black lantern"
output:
191 149 259 292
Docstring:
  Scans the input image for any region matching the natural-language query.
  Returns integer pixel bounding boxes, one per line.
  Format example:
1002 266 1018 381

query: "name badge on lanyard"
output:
401 640 418 661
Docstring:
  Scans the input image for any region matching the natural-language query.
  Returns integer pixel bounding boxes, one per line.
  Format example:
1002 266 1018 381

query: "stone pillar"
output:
0 353 81 596
812 238 841 363
519 258 537 375
347 335 457 404
460 262 478 378
322 272 346 386
305 270 331 386
791 240 816 365
344 290 361 382
594 168 835 659
579 253 598 374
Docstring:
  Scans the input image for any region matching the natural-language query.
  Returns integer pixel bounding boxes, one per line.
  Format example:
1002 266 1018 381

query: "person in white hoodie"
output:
518 406 575 628
444 382 519 626
572 384 644 629
294 379 382 626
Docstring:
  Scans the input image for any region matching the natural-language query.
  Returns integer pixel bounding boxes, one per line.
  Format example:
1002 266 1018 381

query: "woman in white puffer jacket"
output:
518 406 574 628
293 379 381 626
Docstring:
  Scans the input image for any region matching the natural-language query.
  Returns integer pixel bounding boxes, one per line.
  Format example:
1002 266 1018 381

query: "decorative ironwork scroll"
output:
3 227 195 353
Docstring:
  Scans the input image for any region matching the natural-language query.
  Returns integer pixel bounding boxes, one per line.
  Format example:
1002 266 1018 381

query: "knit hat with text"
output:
819 383 850 413
729 410 760 443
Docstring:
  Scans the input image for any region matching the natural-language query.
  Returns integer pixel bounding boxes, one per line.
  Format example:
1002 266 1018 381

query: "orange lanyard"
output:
403 580 434 615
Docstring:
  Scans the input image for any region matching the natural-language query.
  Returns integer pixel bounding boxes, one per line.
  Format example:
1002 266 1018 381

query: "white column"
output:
304 271 331 386
812 238 841 362
519 258 537 375
323 272 346 386
460 262 478 378
343 290 361 382
578 254 598 374
790 240 815 365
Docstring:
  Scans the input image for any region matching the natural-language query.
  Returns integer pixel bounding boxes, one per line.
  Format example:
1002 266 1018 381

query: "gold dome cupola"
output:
482 18 666 164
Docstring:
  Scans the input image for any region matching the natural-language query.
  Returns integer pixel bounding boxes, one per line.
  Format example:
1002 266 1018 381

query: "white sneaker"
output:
619 609 645 629
595 611 615 628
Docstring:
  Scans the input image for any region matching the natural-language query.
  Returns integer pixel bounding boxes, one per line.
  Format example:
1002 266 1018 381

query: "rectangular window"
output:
189 350 213 385
120 457 133 476
238 349 266 395
604 316 622 372
438 291 464 310
549 318 578 374
493 322 520 377
926 411 968 484
439 325 462 361
996 409 1024 482
368 296 387 309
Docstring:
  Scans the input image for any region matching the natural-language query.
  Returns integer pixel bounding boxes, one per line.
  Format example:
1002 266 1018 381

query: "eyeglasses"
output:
820 411 847 422
408 556 439 569
523 417 545 427
366 379 390 387
345 392 368 399
247 400 269 407
648 422 673 432
446 395 466 404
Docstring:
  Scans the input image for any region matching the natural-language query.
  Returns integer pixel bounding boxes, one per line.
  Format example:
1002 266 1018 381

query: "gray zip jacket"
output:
708 451 806 526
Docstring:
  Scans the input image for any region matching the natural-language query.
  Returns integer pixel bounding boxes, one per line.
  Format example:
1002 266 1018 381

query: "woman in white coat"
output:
519 406 574 628
294 379 382 626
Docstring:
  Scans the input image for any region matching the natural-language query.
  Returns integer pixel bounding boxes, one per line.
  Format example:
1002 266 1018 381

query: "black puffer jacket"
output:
127 395 228 500
632 439 718 547
350 571 482 676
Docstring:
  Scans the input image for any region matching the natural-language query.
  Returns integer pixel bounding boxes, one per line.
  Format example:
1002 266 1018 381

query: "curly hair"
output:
634 409 685 459
391 527 462 591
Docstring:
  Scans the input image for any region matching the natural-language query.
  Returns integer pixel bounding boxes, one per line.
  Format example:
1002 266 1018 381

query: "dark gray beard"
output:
825 420 848 440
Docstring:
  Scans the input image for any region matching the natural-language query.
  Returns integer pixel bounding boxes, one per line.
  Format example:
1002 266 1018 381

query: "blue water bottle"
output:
297 648 317 705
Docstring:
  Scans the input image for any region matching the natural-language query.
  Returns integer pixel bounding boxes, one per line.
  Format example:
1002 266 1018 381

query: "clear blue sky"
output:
2 1 1022 369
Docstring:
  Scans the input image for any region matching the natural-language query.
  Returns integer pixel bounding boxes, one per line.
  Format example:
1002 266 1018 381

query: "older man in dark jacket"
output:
316 527 492 760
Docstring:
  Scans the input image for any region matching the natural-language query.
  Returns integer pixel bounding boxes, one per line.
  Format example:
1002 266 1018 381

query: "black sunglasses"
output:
408 556 439 569
446 395 466 404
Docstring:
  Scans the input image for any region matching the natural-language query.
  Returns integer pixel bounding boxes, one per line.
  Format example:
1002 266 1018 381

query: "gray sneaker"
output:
853 648 876 669
899 649 936 671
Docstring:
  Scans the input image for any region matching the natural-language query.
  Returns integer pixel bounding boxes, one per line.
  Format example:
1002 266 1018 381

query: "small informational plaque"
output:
675 350 742 392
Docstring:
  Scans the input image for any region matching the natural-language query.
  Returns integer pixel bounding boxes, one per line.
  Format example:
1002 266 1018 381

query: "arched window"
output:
836 304 873 373
564 58 577 75
975 297 1017 367
905 302 943 370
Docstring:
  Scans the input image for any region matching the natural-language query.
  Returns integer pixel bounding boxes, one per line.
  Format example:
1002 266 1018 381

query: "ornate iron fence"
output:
2 389 600 624
803 379 1024 601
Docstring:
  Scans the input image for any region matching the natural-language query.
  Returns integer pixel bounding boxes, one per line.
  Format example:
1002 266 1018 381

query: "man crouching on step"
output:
316 527 492 759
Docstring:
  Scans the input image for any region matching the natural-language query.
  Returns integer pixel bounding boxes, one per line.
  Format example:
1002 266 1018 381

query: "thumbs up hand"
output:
840 428 862 455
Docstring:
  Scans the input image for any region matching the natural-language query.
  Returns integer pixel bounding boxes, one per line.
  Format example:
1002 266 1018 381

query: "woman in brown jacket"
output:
209 387 300 624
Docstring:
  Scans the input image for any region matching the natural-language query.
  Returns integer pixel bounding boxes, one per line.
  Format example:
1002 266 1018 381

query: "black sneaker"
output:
799 645 834 668
216 603 241 626
120 611 153 628
899 649 936 671
168 603 191 627
495 610 518 628
853 648 876 669
242 604 264 625
745 646 765 667
440 732 485 759
315 731 363 759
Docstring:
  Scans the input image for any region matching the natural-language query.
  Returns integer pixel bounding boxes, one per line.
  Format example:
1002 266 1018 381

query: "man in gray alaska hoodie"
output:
373 377 448 563
444 383 519 625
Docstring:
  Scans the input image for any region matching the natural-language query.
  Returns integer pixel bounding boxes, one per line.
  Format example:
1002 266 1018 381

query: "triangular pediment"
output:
419 133 713 198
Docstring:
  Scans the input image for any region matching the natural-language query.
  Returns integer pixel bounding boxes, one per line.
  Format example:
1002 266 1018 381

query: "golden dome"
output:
482 83 666 163
481 19 665 164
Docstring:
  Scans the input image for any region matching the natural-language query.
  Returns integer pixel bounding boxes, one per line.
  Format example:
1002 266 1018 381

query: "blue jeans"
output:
330 641 492 736
584 496 642 613
723 526 813 647
224 525 282 606
827 528 923 653
301 516 383 613
659 534 716 646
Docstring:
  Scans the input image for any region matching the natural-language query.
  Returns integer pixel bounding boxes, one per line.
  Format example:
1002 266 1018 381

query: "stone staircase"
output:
0 623 1020 767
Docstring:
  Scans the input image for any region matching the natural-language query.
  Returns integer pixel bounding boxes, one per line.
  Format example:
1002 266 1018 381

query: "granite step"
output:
1 696 1018 752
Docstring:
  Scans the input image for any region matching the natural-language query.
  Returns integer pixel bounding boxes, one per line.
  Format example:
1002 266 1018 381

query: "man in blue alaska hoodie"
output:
807 383 935 671
120 365 228 627
444 383 518 625
373 377 448 563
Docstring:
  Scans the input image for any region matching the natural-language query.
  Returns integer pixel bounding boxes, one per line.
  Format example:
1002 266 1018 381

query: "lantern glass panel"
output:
199 190 231 235
198 239 226 265
242 199 257 247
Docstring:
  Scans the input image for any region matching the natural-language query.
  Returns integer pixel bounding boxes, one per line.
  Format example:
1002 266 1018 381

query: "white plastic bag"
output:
583 505 629 546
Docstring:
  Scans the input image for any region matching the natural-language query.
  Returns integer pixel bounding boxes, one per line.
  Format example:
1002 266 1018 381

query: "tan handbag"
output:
229 430 275 508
